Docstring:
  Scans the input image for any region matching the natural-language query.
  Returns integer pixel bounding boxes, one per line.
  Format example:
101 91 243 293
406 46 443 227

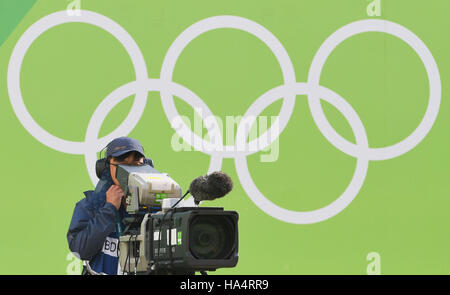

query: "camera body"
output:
119 207 239 274
110 163 239 274
114 163 182 217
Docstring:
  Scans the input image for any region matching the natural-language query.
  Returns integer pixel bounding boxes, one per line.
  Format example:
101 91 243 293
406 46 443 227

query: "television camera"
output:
95 159 239 275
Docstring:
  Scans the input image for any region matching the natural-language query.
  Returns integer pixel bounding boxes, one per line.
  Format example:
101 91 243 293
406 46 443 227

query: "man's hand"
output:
106 185 124 210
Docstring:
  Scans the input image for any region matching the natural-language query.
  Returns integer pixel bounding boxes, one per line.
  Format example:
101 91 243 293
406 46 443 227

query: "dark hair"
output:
108 151 144 163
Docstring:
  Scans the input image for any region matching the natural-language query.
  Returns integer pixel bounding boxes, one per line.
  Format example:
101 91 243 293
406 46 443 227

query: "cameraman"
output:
67 137 152 275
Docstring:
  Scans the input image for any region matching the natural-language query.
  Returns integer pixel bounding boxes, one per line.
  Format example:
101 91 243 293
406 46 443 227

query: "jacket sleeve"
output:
67 200 118 261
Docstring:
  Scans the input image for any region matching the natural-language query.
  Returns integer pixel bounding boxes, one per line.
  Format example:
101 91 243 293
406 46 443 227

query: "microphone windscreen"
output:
189 171 233 203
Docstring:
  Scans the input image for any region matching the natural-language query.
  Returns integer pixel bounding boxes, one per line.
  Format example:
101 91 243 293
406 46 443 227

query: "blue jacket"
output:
67 166 125 275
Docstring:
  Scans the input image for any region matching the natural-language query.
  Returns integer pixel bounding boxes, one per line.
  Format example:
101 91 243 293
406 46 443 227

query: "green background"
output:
0 0 449 274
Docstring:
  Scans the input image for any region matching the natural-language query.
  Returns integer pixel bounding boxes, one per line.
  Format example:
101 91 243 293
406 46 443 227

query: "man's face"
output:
109 152 144 186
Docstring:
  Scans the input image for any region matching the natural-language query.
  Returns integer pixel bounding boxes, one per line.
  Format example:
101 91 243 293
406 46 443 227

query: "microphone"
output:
189 171 233 205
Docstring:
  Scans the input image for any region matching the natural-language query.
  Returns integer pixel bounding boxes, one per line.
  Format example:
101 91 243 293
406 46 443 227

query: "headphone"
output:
95 145 154 179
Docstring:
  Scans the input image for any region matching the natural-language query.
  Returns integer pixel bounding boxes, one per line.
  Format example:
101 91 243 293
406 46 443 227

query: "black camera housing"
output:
146 207 239 274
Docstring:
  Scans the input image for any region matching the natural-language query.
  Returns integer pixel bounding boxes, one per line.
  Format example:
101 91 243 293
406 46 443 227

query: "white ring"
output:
7 10 148 154
235 83 370 224
160 15 296 155
84 78 225 185
307 19 441 160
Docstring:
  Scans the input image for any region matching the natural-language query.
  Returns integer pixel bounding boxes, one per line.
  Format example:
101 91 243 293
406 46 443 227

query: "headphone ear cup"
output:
96 158 107 179
144 158 154 168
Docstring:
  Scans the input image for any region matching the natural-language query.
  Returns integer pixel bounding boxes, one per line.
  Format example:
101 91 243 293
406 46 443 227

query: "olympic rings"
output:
7 10 441 223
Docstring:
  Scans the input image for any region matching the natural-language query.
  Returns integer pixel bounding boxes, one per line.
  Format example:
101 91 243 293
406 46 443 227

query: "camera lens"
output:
189 215 235 259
